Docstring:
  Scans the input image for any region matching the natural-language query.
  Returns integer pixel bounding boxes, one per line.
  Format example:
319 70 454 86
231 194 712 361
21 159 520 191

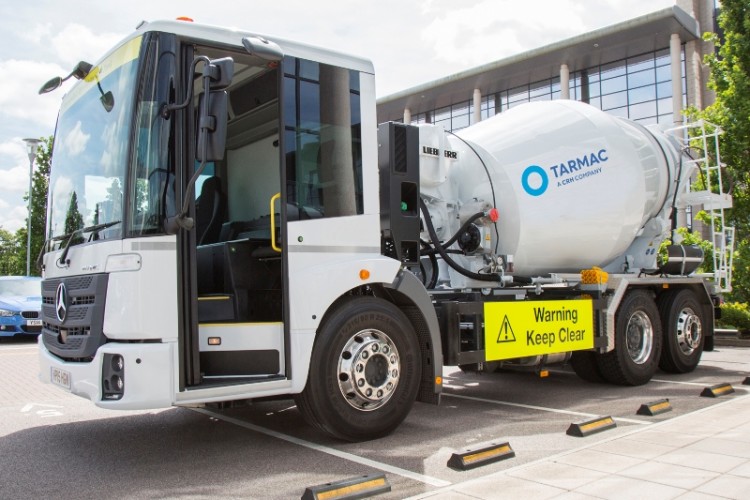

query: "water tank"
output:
427 100 678 276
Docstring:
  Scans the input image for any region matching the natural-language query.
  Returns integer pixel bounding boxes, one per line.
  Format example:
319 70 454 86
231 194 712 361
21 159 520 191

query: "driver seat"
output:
195 176 225 245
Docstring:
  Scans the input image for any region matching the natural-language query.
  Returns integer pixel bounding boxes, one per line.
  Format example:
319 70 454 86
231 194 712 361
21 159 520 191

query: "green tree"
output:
700 0 750 302
64 191 84 237
0 228 23 276
19 136 53 276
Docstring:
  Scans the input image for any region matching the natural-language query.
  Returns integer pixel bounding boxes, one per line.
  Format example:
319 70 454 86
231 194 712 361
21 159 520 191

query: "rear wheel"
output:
294 297 421 441
658 289 705 373
596 290 662 386
570 350 605 383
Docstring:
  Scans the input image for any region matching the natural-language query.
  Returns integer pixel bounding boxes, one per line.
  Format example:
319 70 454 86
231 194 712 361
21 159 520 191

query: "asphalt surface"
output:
1 336 748 499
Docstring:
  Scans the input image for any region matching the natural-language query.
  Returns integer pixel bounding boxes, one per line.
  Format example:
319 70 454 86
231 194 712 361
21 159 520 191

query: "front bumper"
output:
0 316 42 336
38 337 176 410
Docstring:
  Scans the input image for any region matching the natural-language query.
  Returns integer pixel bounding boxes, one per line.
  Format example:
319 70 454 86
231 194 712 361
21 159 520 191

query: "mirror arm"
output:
164 61 219 234
160 56 209 118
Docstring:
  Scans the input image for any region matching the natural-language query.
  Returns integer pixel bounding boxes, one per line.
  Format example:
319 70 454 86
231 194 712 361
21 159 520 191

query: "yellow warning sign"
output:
484 299 594 361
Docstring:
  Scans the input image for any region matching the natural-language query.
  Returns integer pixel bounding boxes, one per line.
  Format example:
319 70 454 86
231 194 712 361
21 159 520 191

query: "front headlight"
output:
0 309 16 317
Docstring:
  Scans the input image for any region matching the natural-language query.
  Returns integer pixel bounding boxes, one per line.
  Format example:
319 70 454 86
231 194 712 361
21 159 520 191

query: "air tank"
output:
418 100 680 276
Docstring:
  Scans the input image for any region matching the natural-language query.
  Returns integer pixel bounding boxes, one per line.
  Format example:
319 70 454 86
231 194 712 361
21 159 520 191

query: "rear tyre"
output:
570 351 605 383
294 297 421 441
596 290 662 386
658 289 705 373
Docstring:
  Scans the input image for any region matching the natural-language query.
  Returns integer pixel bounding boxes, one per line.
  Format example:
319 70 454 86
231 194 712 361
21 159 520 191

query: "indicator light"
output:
359 269 370 280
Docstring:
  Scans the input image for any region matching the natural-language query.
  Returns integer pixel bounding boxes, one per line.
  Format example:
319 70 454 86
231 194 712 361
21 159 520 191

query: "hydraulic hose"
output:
419 240 440 289
419 198 500 283
421 210 488 256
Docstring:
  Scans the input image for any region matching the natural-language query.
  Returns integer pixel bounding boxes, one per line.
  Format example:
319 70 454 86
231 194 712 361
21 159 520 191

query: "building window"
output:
403 47 687 133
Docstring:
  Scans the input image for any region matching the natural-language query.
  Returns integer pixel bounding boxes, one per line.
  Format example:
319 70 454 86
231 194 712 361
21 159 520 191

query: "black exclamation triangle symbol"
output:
496 315 516 343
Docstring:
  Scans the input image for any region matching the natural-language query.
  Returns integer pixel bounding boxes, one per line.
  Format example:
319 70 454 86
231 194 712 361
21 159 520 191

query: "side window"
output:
283 57 363 218
128 35 177 236
194 161 215 201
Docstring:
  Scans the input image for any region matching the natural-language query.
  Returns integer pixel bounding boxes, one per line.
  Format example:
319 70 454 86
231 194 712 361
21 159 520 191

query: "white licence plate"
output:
51 367 71 390
27 319 43 327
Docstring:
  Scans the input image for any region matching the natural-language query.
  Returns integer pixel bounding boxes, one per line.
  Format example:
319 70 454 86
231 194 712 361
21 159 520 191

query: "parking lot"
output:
1 336 748 499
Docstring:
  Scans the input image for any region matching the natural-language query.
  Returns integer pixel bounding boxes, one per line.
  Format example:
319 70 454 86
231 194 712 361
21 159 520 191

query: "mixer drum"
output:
451 100 675 275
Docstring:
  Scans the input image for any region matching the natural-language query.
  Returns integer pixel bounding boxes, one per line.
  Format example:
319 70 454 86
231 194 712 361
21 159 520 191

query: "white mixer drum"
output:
454 100 674 275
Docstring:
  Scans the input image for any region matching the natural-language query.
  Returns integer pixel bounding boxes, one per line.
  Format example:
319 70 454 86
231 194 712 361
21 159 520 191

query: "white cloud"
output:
0 59 65 129
0 139 35 192
51 24 125 67
0 164 30 192
18 23 53 46
3 204 30 233
0 139 37 232
62 121 90 158
421 0 587 66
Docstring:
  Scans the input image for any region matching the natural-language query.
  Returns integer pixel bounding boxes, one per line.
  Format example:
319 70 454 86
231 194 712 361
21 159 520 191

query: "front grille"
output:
44 323 90 337
41 274 108 360
22 311 40 319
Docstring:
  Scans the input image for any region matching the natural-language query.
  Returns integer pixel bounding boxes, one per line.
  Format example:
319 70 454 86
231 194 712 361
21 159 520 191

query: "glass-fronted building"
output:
377 1 715 132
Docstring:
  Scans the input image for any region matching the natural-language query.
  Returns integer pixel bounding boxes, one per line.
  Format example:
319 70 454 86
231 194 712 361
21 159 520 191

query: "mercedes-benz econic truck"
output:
38 19 733 440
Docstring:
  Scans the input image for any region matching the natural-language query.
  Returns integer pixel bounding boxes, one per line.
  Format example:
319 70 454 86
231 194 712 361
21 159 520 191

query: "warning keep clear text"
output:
484 299 594 361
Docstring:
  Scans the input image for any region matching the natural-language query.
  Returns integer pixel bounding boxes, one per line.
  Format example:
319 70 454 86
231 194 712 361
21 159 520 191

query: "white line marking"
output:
443 393 651 425
651 378 720 387
192 408 452 488
0 345 38 351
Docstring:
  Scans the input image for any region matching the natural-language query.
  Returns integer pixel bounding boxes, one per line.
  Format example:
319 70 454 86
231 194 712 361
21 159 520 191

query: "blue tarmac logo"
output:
521 165 549 196
522 149 609 196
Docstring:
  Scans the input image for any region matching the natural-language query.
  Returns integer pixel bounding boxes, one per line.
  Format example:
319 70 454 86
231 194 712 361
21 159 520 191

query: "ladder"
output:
668 120 734 293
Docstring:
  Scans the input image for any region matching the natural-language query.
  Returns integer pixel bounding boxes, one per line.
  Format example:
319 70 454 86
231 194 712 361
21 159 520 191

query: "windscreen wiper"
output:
57 220 121 267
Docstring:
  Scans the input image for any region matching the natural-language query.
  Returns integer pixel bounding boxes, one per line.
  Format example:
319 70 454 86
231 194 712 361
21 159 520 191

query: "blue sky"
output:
0 0 679 232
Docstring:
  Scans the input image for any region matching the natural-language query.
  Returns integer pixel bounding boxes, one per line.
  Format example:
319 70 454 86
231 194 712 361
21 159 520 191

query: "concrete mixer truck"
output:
37 19 733 441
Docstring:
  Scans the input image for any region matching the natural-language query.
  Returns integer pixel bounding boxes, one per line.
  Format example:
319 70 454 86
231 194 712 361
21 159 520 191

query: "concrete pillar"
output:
403 108 411 124
670 33 684 125
560 64 570 99
473 89 481 124
670 32 688 228
319 65 355 217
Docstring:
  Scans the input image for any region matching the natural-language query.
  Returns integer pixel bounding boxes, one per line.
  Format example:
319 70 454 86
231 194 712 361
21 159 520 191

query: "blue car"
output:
0 276 43 338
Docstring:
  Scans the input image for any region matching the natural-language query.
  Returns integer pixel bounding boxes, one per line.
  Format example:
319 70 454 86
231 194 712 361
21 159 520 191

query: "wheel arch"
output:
604 278 715 353
654 283 715 350
315 271 443 405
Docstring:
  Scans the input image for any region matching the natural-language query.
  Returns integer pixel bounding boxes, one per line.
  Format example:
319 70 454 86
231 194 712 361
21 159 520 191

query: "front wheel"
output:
596 290 662 386
658 289 705 373
294 297 421 441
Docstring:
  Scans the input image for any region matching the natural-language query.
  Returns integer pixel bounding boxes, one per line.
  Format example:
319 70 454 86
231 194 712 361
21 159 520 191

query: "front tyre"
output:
658 289 705 373
596 290 662 386
294 297 421 441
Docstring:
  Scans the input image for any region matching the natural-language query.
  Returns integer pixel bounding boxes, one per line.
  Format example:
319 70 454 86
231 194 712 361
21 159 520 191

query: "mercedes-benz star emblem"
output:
55 283 68 323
